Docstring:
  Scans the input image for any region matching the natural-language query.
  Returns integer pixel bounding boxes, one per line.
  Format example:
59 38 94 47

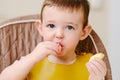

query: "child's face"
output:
39 6 91 56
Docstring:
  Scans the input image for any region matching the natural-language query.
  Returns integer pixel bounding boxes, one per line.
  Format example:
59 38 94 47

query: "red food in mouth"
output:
56 42 63 55
56 42 63 47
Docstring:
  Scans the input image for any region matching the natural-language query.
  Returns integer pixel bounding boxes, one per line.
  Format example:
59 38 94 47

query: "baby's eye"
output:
66 25 75 30
47 24 55 28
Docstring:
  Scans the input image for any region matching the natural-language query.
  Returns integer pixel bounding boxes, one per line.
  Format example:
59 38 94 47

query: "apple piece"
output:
89 53 104 61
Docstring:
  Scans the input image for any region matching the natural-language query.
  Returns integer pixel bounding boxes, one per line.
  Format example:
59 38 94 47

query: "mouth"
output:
56 42 63 55
56 42 63 47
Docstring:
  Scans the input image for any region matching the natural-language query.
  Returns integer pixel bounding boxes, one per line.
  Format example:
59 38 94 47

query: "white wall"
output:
89 0 109 49
0 0 44 22
108 0 120 80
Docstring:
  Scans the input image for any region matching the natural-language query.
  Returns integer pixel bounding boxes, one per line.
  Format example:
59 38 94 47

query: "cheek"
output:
63 41 79 54
42 33 53 41
64 36 80 50
41 27 55 41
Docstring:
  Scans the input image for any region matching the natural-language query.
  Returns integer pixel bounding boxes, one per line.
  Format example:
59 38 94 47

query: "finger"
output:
94 58 107 76
89 58 107 77
95 58 106 70
46 49 58 56
86 62 96 76
86 62 103 80
88 75 96 80
90 60 103 76
45 42 60 55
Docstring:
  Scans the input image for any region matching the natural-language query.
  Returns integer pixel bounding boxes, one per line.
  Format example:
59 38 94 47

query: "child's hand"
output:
86 56 107 80
31 41 61 62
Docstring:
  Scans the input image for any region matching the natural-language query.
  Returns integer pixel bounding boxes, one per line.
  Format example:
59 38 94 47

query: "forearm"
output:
0 53 46 80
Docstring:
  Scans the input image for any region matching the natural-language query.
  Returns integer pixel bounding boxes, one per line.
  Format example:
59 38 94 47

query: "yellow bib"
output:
28 53 92 80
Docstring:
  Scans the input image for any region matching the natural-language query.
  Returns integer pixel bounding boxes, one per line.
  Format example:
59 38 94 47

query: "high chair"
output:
0 14 112 80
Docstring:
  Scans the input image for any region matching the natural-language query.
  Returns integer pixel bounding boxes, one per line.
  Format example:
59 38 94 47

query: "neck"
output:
48 52 77 65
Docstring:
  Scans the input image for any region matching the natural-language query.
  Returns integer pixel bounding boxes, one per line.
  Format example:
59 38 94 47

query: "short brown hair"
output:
40 0 90 28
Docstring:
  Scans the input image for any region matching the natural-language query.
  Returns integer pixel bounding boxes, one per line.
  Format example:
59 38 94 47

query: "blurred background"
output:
0 0 120 79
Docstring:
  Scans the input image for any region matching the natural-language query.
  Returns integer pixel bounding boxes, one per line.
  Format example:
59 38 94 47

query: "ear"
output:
35 20 43 35
79 25 92 40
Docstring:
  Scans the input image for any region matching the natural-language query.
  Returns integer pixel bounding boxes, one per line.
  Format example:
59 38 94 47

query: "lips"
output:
56 42 63 47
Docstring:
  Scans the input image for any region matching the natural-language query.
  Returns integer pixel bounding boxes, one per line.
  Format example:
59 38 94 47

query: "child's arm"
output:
0 54 39 80
0 41 60 80
86 53 107 80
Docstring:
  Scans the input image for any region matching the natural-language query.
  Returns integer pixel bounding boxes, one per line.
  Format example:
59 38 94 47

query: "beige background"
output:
0 0 120 79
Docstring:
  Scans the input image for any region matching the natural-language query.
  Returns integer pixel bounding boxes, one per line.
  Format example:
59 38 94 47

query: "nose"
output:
55 29 64 39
